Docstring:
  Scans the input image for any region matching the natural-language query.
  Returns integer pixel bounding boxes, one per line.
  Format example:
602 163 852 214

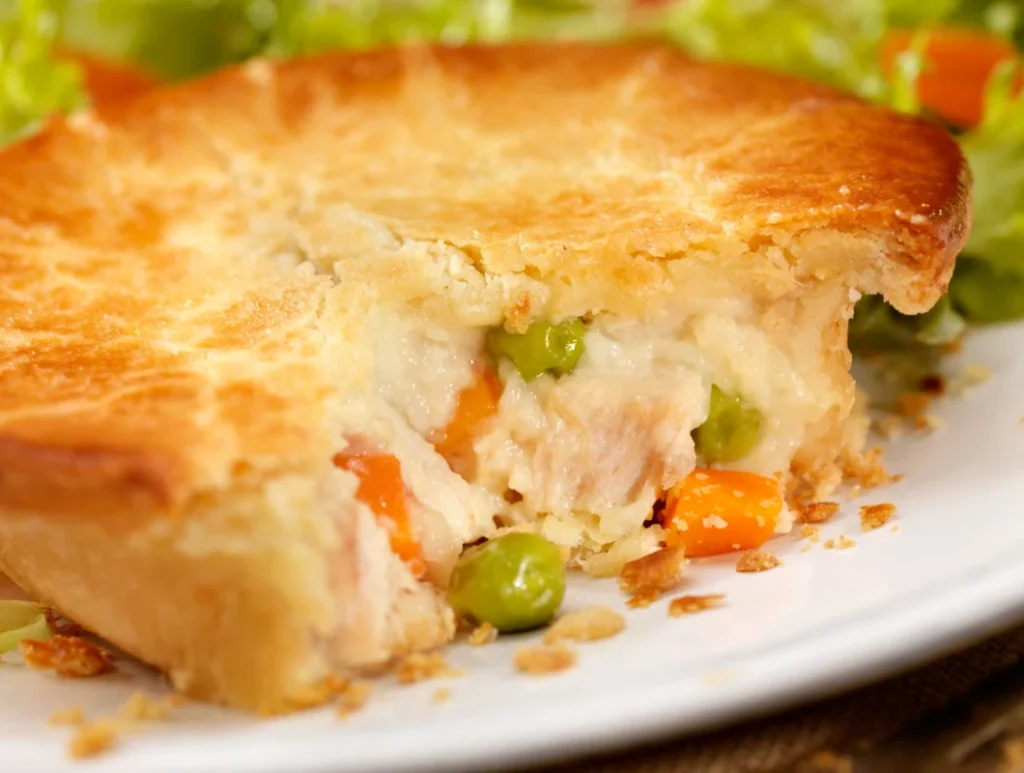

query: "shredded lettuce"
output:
265 0 628 57
61 0 275 80
0 600 53 655
0 0 84 144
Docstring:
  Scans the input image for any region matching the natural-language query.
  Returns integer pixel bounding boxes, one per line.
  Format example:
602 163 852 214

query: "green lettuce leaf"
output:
265 0 628 57
0 0 84 144
660 0 956 109
61 0 274 81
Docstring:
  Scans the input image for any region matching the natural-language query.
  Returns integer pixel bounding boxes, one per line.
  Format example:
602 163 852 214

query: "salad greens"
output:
1 0 1024 340
0 0 83 144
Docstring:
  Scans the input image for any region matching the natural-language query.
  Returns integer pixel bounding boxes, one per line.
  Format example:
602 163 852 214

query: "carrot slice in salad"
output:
333 452 426 577
882 27 1020 128
660 468 783 558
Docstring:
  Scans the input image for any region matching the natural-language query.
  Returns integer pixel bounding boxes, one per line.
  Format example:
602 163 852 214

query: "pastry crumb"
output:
513 644 576 675
801 544 813 553
626 590 659 609
394 652 463 684
467 622 497 647
873 414 904 440
48 707 84 727
799 524 821 542
1000 737 1024 773
543 606 625 645
336 681 373 717
117 692 170 722
798 501 839 524
67 720 119 760
20 635 110 678
432 688 451 704
668 594 724 617
618 546 686 603
841 446 902 491
824 535 857 550
891 524 901 533
797 749 853 773
860 503 896 532
736 551 781 573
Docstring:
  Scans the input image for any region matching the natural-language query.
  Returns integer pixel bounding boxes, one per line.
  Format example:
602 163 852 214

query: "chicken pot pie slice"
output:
0 43 969 712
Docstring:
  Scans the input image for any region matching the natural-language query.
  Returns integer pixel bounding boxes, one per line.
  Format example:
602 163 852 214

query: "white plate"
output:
3 325 1024 773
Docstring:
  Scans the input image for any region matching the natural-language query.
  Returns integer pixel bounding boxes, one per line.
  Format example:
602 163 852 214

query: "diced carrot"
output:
660 468 783 558
333 452 426 577
881 27 1021 128
433 367 502 473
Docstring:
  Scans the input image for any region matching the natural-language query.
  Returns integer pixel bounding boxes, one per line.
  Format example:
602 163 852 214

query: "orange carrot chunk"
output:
333 452 426 577
433 368 502 474
882 27 1020 129
661 468 783 558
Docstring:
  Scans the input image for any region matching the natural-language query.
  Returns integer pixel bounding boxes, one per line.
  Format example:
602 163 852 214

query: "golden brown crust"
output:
0 43 970 511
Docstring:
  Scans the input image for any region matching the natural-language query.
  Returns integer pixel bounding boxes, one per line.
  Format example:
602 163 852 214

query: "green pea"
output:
693 385 762 463
486 318 586 383
950 258 1024 324
447 533 566 633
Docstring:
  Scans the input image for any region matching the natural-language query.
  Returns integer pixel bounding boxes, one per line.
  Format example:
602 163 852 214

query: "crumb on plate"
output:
626 589 659 609
543 606 625 645
1001 737 1024 773
432 688 451 704
467 622 497 647
513 644 576 675
118 692 172 722
798 502 839 524
668 594 724 617
800 524 822 542
48 707 84 727
736 551 780 573
337 681 373 718
67 720 119 760
394 651 463 684
796 749 854 773
824 535 857 550
842 446 902 491
860 503 896 532
20 635 110 678
617 546 686 604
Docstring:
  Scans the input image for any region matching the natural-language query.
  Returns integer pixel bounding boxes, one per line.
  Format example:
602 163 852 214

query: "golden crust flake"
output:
542 606 625 645
736 551 781 573
20 635 110 678
860 503 897 532
618 546 686 603
668 594 725 617
394 652 464 684
467 622 497 647
513 644 577 675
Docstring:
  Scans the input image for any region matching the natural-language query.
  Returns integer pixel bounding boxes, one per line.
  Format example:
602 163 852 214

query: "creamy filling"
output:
337 299 845 579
